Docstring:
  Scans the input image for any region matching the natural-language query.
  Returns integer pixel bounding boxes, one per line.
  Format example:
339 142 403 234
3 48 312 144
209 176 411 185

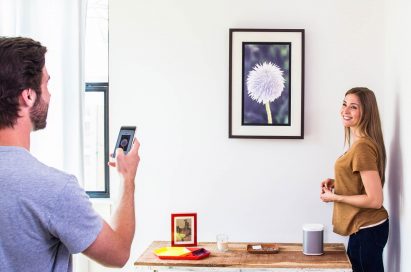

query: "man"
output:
0 37 140 271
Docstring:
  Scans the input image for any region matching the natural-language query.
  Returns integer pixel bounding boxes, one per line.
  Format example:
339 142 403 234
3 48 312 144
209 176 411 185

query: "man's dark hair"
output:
0 37 47 129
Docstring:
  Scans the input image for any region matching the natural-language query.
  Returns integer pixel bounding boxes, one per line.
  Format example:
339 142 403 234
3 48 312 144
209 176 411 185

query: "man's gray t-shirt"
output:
0 146 103 272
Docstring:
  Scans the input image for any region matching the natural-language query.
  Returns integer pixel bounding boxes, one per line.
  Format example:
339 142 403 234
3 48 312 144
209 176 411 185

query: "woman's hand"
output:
320 186 338 203
320 178 334 193
320 178 338 203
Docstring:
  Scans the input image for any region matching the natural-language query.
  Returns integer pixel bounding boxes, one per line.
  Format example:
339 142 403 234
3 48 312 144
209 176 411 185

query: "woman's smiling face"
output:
341 93 362 129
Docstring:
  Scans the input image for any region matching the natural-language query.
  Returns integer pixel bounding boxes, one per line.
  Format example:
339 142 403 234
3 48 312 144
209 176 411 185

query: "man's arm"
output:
83 139 140 267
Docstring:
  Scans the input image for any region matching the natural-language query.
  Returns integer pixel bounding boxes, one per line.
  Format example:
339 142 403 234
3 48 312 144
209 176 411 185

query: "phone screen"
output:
191 248 206 256
113 126 136 157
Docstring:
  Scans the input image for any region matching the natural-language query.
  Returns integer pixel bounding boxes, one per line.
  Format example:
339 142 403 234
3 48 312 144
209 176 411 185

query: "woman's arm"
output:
320 170 383 209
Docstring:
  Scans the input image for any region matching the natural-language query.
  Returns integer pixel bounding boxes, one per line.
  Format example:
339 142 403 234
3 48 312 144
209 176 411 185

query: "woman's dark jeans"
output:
347 219 389 272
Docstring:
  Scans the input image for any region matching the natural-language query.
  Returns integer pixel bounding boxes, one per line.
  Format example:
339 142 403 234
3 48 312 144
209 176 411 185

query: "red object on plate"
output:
155 247 210 260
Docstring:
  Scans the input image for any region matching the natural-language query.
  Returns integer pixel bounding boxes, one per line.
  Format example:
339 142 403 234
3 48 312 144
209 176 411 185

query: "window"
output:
84 0 109 197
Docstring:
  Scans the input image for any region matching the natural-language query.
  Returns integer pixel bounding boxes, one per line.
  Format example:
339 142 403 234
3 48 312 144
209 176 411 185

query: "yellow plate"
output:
153 247 191 257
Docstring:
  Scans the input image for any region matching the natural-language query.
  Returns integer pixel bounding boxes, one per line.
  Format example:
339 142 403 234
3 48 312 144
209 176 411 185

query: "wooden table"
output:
134 241 352 272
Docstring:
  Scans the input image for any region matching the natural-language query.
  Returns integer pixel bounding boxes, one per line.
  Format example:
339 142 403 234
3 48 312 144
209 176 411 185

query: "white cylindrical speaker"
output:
302 224 324 255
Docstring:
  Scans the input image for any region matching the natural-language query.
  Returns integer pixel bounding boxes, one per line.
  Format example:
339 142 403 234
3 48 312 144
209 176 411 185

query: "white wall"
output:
383 0 411 271
109 0 408 270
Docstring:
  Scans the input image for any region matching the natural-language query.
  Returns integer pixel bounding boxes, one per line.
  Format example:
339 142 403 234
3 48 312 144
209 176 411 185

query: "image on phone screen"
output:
119 135 131 151
113 126 136 157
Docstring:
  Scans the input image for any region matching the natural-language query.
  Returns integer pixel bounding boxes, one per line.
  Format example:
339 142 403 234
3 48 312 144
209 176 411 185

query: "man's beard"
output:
30 97 49 131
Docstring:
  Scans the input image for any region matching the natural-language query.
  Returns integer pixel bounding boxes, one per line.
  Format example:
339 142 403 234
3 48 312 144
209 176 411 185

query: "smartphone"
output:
112 126 136 157
191 248 207 256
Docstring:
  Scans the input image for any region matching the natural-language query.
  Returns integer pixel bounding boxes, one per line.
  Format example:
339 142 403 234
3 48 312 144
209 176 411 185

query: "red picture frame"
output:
171 213 197 247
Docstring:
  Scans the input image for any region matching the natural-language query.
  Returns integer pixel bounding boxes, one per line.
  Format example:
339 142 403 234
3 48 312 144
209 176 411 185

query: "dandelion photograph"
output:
242 42 290 126
229 29 304 138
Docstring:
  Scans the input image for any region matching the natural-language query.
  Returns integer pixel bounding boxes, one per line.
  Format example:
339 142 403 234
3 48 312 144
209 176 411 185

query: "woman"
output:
320 87 389 272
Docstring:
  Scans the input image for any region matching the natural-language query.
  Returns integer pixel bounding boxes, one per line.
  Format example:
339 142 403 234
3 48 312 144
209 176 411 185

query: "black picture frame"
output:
229 29 304 139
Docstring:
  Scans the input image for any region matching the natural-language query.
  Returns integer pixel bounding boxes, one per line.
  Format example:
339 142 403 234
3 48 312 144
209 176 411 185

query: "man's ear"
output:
21 89 36 107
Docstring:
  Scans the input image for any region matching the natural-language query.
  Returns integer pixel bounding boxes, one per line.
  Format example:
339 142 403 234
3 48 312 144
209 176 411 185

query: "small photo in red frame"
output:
171 213 197 247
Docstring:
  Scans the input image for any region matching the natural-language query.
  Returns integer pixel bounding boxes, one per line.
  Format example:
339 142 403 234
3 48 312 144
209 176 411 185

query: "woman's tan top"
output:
333 137 388 236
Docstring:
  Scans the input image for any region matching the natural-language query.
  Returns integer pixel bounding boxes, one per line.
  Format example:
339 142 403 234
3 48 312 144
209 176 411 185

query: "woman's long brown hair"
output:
344 87 386 184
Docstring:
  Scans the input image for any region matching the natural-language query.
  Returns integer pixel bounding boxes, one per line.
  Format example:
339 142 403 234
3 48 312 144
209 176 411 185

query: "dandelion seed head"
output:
246 61 285 104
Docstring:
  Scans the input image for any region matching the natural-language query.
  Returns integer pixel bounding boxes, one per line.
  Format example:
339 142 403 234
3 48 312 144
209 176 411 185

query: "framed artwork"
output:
171 213 197 247
229 29 305 139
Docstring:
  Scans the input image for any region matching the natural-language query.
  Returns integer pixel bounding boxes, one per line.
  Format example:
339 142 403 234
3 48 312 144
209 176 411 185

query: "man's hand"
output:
109 138 140 183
